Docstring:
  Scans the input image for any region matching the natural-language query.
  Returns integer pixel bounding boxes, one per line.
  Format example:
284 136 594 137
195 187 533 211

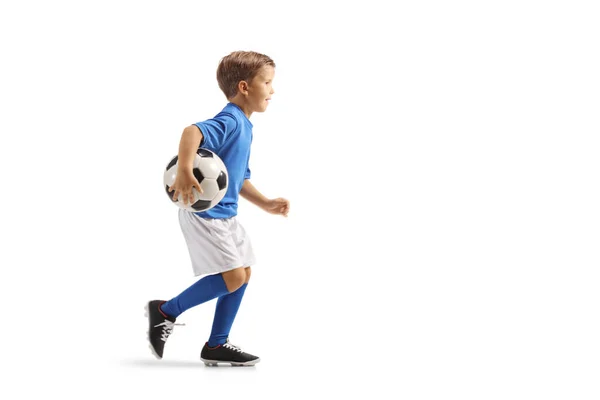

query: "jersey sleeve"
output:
193 112 238 152
244 165 251 179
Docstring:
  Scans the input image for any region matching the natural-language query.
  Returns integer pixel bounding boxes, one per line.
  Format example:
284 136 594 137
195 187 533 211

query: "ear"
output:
237 80 249 96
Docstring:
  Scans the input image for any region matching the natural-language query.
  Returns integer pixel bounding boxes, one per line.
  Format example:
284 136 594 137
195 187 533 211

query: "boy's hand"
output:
168 169 203 205
262 197 290 217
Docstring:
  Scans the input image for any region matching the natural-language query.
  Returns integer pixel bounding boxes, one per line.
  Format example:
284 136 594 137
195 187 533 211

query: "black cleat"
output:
144 300 183 359
200 340 260 366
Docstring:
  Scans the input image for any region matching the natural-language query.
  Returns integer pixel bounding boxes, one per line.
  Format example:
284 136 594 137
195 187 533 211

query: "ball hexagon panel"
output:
197 179 220 201
197 157 222 180
214 188 227 203
163 164 177 192
213 155 227 174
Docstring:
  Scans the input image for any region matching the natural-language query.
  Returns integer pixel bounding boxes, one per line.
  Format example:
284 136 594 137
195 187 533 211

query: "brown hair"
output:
216 51 276 99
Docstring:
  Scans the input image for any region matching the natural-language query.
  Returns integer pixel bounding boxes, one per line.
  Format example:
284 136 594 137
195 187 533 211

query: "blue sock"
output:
207 283 248 347
160 274 230 319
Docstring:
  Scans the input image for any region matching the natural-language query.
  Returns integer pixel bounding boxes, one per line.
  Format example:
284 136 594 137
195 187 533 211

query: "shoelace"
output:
225 339 242 351
155 320 185 342
223 342 243 353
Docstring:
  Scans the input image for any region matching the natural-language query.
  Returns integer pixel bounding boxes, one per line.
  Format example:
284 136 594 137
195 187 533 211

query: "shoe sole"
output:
200 357 261 367
144 303 162 360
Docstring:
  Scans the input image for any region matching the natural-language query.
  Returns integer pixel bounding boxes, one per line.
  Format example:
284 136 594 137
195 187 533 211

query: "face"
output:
246 65 275 113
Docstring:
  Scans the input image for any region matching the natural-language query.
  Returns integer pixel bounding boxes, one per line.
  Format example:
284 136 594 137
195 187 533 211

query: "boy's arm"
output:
240 179 269 208
240 179 290 217
177 125 204 172
168 124 204 205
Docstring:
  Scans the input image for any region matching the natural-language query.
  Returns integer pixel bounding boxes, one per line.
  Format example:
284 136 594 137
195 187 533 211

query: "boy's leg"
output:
201 267 260 366
160 273 229 318
207 267 252 347
207 218 256 346
147 268 245 359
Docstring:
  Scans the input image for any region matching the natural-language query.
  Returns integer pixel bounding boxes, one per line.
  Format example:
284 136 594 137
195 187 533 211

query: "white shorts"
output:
178 209 256 276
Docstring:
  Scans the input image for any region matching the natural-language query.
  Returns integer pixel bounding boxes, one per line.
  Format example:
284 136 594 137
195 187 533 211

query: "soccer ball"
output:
163 148 228 212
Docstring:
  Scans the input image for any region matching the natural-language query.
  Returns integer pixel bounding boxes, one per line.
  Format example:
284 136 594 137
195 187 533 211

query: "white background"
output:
1 0 599 399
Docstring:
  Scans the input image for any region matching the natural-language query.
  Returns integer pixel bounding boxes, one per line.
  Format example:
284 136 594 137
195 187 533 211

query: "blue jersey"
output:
192 103 253 219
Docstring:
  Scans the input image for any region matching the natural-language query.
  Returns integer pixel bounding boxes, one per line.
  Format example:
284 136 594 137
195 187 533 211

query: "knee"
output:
221 267 246 292
245 267 251 284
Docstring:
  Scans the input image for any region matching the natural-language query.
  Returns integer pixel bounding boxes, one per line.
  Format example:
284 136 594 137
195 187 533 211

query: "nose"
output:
270 87 275 95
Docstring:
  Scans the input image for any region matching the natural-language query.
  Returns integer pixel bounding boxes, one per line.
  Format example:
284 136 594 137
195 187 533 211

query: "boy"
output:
146 51 290 366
